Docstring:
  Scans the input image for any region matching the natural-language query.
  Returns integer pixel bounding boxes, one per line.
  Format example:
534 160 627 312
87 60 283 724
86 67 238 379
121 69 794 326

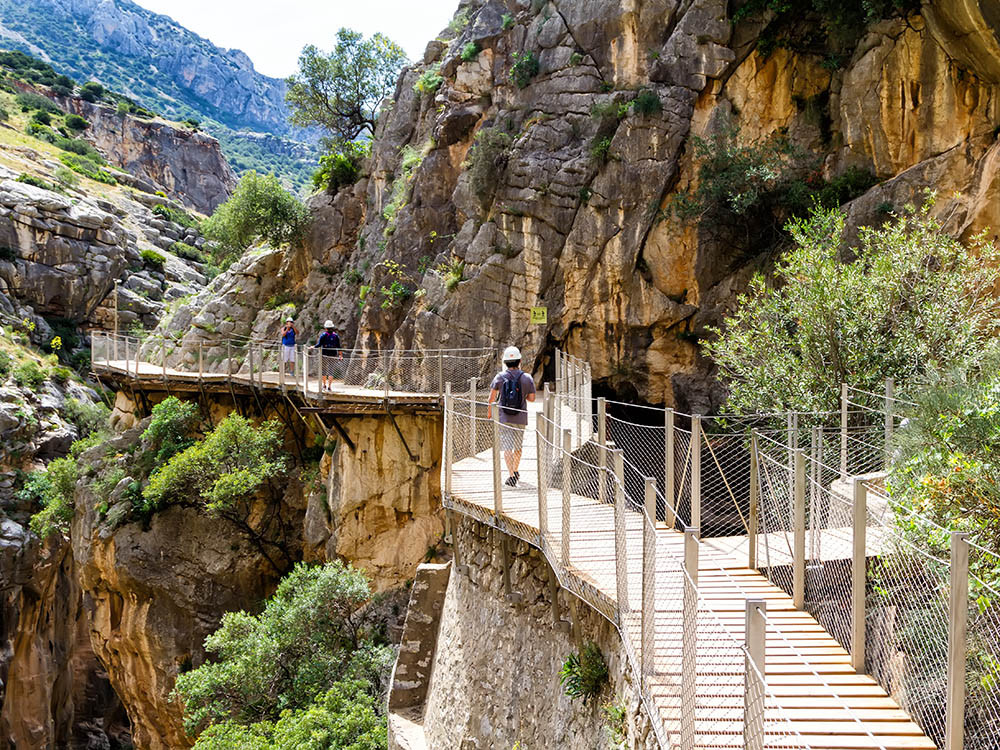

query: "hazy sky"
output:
131 0 460 78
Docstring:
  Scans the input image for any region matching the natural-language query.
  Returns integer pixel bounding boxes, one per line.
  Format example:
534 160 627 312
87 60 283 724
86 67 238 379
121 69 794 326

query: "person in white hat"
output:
487 345 536 486
280 316 297 375
315 320 343 392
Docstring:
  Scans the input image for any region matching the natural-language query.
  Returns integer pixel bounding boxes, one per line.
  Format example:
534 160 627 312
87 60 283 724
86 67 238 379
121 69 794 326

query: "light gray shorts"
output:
500 422 526 452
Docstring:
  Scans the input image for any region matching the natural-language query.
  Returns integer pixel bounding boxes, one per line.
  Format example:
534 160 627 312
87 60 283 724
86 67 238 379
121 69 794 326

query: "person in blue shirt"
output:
316 320 343 392
280 317 296 375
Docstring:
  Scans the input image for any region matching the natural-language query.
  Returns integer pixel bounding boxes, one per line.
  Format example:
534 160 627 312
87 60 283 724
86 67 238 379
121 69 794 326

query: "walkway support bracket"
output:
681 525 699 750
744 599 767 750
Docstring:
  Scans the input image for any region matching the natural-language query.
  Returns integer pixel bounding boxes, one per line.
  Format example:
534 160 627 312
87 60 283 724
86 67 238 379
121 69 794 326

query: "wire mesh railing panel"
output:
757 450 795 598
864 489 950 747
965 572 1000 748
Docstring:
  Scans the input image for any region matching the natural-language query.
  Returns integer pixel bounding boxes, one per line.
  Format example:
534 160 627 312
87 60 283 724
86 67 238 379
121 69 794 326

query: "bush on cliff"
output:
142 396 199 464
312 140 369 194
703 197 1000 414
176 561 392 749
24 456 79 537
201 171 310 265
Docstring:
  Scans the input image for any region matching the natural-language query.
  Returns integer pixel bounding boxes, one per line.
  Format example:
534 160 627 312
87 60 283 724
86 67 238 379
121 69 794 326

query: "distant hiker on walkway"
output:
316 320 343 392
487 345 536 487
280 317 296 375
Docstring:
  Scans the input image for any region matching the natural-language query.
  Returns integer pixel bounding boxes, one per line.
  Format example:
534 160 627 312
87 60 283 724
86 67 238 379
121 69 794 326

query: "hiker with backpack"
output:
280 317 297 375
486 345 536 487
315 320 343 392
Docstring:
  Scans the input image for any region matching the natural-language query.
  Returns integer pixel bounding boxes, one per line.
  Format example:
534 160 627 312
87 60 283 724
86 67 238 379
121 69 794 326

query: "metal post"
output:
543 383 554 445
749 432 760 570
469 377 477 456
665 408 675 527
642 477 657 676
561 428 571 564
536 411 548 540
681 526 699 749
555 349 562 392
851 478 867 673
198 342 204 383
945 531 970 750
437 352 444 403
134 336 140 377
841 383 848 478
597 397 607 504
492 406 502 517
744 599 767 750
810 425 820 562
884 377 894 468
123 336 129 377
247 344 254 385
161 338 167 383
613 449 627 613
444 383 453 497
691 415 702 529
793 448 806 610
227 341 232 381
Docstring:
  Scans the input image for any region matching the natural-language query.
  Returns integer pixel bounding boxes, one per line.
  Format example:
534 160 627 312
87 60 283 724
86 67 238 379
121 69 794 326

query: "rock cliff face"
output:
164 0 1000 413
0 0 291 134
57 96 236 215
410 516 658 749
67 397 444 748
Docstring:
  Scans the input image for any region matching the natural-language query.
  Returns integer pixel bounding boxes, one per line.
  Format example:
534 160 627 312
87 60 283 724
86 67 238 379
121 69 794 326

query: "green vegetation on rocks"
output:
202 171 310 264
704 198 1000 414
176 560 392 750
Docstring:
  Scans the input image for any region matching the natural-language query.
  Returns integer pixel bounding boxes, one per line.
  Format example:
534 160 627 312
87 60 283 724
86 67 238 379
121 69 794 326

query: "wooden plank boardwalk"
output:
93 357 442 410
448 403 936 750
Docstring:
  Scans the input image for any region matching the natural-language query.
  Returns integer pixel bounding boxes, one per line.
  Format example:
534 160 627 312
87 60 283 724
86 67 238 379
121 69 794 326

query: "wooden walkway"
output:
448 403 936 750
93 357 442 412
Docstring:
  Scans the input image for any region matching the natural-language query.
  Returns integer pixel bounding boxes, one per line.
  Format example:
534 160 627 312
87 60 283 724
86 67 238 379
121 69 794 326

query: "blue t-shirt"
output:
318 331 341 354
281 327 295 346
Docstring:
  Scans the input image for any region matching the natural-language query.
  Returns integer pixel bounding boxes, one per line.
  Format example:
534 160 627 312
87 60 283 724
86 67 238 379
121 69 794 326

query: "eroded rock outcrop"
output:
162 0 1000 413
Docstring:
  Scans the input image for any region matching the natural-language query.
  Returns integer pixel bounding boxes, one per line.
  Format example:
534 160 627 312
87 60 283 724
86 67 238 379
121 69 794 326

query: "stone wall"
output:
420 515 658 749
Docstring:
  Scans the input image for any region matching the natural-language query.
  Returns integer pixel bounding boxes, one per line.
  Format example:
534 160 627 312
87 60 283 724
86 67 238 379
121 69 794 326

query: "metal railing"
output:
90 330 496 404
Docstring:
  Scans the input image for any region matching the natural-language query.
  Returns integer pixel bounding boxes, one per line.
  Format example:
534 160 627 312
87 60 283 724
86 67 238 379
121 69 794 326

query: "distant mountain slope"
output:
0 0 318 191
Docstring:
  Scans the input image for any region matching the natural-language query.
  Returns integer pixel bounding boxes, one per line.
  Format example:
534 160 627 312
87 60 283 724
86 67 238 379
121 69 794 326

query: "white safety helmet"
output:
324 319 334 328
285 316 294 322
502 345 521 362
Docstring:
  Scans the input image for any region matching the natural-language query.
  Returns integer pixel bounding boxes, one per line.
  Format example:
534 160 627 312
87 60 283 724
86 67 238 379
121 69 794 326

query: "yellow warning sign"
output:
530 306 548 325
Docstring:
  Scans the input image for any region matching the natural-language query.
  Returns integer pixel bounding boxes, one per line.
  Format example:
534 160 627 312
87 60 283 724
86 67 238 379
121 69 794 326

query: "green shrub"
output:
13 361 46 389
140 249 166 269
413 63 444 96
0 246 13 262
56 137 102 159
437 257 465 291
570 51 584 66
382 143 429 232
64 398 110 439
510 50 540 88
560 642 608 703
143 396 199 464
152 203 198 228
78 81 106 103
0 350 10 376
50 366 72 383
169 241 207 263
589 136 613 162
59 153 117 184
312 141 369 194
463 126 513 204
143 412 286 514
175 560 392 739
64 113 89 131
53 166 79 189
631 89 662 116
31 109 52 126
343 268 364 285
461 42 481 62
502 13 515 29
15 92 61 114
16 173 57 192
202 172 310 264
703 199 1000 414
26 457 79 538
183 118 201 129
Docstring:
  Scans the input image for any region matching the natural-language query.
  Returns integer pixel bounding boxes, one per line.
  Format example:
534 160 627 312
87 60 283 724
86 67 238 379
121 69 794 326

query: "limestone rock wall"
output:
66 397 444 748
159 0 1000 413
57 96 236 215
419 516 658 749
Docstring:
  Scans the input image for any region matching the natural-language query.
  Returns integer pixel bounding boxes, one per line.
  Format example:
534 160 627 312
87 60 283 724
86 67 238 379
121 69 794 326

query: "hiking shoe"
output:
505 475 518 487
